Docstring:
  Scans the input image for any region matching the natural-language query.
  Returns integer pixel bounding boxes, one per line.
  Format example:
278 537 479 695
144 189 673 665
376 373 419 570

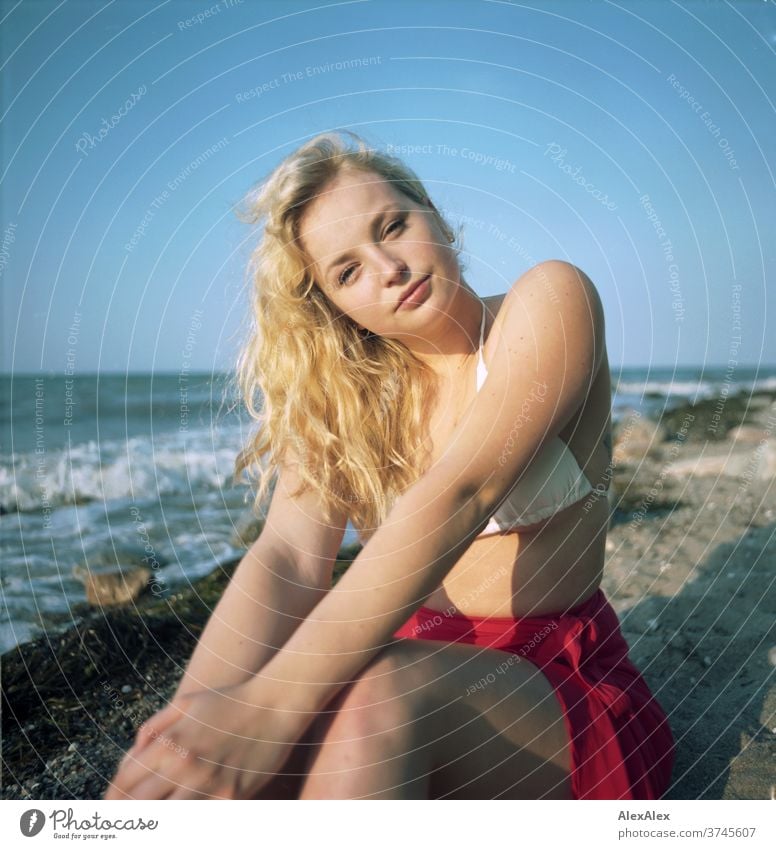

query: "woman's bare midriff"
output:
421 293 613 620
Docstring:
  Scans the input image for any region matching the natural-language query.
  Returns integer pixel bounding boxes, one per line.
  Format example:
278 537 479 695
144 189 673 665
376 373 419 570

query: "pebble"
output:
67 742 77 752
768 646 776 667
702 656 711 667
121 685 132 694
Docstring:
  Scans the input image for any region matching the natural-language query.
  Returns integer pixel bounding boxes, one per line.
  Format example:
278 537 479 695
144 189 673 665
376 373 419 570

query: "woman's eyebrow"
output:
324 204 404 278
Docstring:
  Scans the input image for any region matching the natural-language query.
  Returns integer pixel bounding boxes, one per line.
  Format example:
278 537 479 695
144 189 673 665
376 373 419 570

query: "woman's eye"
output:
337 219 406 285
338 264 357 285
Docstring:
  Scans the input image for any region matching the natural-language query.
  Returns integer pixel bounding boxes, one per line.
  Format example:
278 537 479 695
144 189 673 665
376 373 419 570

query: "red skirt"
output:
393 588 675 799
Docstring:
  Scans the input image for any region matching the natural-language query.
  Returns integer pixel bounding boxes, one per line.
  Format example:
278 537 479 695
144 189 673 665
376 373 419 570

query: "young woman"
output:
106 131 675 800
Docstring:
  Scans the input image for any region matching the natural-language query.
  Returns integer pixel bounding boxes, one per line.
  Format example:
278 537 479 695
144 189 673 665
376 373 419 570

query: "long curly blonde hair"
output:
231 130 464 540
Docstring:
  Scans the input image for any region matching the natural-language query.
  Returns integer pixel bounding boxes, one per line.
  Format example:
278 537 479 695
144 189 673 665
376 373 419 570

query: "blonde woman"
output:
106 131 674 800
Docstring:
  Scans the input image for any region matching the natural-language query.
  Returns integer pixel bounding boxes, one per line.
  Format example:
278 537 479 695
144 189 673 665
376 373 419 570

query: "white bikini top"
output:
473 300 595 537
355 301 595 543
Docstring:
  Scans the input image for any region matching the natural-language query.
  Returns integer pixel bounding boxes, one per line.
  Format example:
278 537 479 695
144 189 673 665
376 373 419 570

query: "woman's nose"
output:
370 249 408 284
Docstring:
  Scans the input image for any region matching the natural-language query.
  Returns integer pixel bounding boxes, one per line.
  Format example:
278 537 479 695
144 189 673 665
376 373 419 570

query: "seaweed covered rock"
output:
72 564 151 607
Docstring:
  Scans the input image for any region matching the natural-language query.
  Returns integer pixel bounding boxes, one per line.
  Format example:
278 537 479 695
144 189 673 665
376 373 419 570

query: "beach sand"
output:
2 391 774 800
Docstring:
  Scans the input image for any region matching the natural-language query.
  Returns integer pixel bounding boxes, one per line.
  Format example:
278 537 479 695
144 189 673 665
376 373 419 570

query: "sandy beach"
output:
2 388 774 800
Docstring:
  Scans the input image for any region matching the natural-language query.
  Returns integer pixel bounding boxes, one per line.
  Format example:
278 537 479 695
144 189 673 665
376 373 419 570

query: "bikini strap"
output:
475 300 488 392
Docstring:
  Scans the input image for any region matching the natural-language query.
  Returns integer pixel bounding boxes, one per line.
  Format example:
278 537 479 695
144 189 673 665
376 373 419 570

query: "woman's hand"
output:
104 681 304 800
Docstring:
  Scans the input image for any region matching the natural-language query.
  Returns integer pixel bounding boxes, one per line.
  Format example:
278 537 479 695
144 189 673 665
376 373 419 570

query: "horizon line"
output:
3 362 776 378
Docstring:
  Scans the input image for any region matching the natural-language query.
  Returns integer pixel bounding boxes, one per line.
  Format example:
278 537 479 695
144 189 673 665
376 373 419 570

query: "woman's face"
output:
298 167 462 342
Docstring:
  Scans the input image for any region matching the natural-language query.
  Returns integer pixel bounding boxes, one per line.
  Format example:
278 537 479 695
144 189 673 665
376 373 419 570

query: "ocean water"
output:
2 365 775 653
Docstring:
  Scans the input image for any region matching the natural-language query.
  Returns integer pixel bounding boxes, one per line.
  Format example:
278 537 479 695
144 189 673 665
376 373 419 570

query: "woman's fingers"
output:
167 783 223 800
134 701 187 747
103 686 291 801
106 735 191 800
104 754 155 800
133 758 223 800
125 774 177 800
122 700 190 762
103 781 134 801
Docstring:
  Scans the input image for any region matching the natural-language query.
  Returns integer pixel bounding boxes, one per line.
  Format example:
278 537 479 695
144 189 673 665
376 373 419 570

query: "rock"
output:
76 546 167 570
659 392 759 441
622 416 668 445
748 500 775 527
728 425 771 443
609 464 683 515
768 646 776 667
665 441 776 481
72 564 151 607
612 412 669 465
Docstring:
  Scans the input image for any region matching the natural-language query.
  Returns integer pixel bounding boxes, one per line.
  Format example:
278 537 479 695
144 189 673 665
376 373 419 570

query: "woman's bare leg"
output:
296 638 572 800
251 676 430 799
251 720 320 799
297 678 433 799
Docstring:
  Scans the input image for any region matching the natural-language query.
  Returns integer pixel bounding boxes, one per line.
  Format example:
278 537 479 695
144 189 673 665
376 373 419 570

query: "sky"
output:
1 0 774 373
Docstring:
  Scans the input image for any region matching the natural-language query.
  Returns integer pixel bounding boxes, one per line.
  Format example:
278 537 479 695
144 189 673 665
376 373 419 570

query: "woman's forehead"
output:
311 169 402 215
299 171 408 251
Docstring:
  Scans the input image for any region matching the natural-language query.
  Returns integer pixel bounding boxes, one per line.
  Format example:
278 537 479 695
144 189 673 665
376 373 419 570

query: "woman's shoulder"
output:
481 261 603 372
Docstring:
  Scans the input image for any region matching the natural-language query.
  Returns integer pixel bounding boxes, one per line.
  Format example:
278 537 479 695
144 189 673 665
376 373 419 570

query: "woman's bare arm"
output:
244 262 606 723
173 455 347 700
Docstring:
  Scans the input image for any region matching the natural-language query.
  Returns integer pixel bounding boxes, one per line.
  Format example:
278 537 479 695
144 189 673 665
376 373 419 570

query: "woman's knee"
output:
313 644 424 740
251 728 317 799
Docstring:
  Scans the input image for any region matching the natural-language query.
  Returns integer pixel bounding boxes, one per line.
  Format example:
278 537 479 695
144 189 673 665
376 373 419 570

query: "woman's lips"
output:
397 276 430 310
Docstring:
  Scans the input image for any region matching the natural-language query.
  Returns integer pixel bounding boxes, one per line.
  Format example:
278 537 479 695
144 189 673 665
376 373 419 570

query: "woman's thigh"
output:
252 718 323 799
377 637 573 799
258 636 573 800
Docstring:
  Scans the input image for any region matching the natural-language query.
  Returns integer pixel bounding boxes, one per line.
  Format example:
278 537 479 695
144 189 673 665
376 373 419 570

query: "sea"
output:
2 365 776 654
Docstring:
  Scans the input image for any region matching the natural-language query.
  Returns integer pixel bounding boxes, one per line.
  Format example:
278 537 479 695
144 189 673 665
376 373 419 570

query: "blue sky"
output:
1 0 774 372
